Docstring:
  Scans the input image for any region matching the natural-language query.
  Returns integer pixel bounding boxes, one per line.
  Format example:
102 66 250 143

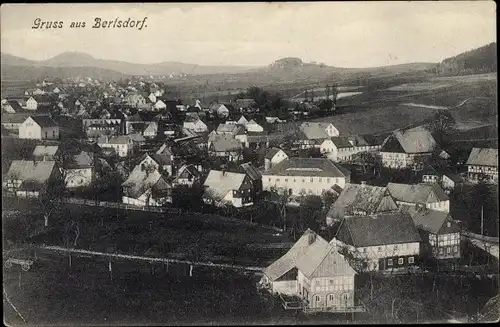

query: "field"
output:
386 82 455 92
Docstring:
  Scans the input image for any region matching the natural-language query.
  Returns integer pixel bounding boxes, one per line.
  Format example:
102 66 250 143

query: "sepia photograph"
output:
1 1 498 325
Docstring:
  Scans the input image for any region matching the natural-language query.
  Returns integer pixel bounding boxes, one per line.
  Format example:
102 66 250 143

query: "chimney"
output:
307 231 316 245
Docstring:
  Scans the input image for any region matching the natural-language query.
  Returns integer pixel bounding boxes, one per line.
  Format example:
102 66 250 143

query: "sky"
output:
0 2 496 68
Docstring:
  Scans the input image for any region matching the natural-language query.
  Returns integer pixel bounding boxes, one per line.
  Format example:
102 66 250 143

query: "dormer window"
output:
447 222 451 228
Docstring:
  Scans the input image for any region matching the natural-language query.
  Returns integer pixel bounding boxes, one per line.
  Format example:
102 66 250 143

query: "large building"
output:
466 147 498 183
262 158 350 196
19 116 59 140
203 170 254 207
333 212 422 272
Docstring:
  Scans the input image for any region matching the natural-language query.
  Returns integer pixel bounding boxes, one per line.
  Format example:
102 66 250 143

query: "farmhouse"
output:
203 170 253 207
124 93 147 107
1 112 34 132
208 135 243 162
245 119 264 133
122 165 172 207
297 122 340 149
260 229 360 313
173 164 201 187
402 205 461 260
4 160 61 198
183 117 208 133
262 158 350 196
333 212 421 272
138 152 174 177
380 126 437 169
143 122 158 138
421 166 464 191
19 116 59 140
97 135 134 157
325 183 398 226
63 151 94 188
387 182 450 213
466 147 498 183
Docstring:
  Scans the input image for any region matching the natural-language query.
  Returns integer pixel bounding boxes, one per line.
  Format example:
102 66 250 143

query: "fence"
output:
58 197 182 214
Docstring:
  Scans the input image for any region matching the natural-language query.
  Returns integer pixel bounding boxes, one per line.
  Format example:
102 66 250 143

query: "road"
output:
462 232 499 259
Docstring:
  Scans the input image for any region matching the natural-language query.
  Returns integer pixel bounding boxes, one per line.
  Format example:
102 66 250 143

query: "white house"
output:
260 229 360 313
154 100 167 110
4 160 61 198
63 151 94 188
264 148 289 170
148 93 157 104
262 158 350 197
333 212 422 272
321 135 383 162
173 164 201 187
203 170 253 207
245 119 264 133
387 182 450 213
97 135 134 157
143 122 158 138
19 116 59 140
183 118 208 133
26 97 38 110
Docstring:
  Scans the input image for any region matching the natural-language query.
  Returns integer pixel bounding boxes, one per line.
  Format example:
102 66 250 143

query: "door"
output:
326 293 338 308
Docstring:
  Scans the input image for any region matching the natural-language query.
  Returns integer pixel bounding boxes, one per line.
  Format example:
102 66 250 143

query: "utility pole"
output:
480 205 484 236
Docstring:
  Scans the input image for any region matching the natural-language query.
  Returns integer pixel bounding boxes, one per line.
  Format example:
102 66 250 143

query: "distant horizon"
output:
3 45 494 70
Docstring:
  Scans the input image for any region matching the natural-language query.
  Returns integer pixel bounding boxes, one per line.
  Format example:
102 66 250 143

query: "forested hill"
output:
438 42 497 75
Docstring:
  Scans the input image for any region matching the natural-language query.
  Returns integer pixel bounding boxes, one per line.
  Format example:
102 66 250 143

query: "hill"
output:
1 64 127 82
438 42 497 75
0 52 257 77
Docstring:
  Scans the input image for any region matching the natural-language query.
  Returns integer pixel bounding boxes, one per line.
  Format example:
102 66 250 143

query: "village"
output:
1 68 498 323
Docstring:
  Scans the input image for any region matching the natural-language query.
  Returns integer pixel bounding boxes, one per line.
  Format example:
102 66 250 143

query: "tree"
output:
429 111 455 146
351 151 379 176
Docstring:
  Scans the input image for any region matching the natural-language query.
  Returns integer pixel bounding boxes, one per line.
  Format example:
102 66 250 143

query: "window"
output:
394 245 398 251
453 246 458 253
388 259 393 266
302 179 305 183
327 178 331 183
447 222 451 228
363 248 367 253
284 178 288 182
293 179 296 182
408 256 414 264
315 296 321 302
329 279 334 285
439 248 444 254
378 247 383 252
398 257 404 265
329 294 334 301
310 178 313 182
447 247 451 254
268 178 271 182
315 280 320 286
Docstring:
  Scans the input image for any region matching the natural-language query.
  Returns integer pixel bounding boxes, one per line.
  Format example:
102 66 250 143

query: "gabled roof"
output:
210 135 242 152
262 158 348 178
203 170 247 201
29 115 58 128
390 126 437 154
32 145 59 159
216 123 240 134
6 160 57 184
1 112 35 124
296 238 356 279
299 122 330 140
265 147 284 160
66 151 93 169
122 165 170 199
5 100 23 112
239 162 262 181
401 205 458 235
336 212 422 247
387 182 449 204
328 183 398 217
329 135 370 149
141 152 172 166
263 229 321 281
466 148 498 167
237 116 249 125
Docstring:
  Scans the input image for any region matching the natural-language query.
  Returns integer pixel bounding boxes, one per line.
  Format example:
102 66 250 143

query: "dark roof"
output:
239 162 262 181
401 205 459 235
6 100 23 111
30 115 58 128
336 212 422 247
466 148 498 167
262 158 349 178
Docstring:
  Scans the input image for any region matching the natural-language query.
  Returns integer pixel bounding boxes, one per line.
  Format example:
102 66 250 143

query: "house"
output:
321 135 383 162
260 229 360 313
83 118 123 135
216 123 242 135
245 119 264 133
326 183 399 226
32 145 59 161
63 151 94 188
122 165 172 206
183 117 208 133
97 135 134 157
25 97 38 110
264 148 289 170
154 99 167 110
295 122 340 149
19 116 59 140
124 93 147 107
143 122 158 138
262 158 350 197
333 212 422 272
380 126 437 169
208 135 243 162
208 102 230 118
421 166 464 191
1 112 34 131
237 116 249 125
203 170 254 207
402 205 461 260
466 148 498 183
138 152 174 176
173 164 201 187
387 182 450 212
239 162 263 197
6 96 29 109
148 93 157 104
3 160 61 197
